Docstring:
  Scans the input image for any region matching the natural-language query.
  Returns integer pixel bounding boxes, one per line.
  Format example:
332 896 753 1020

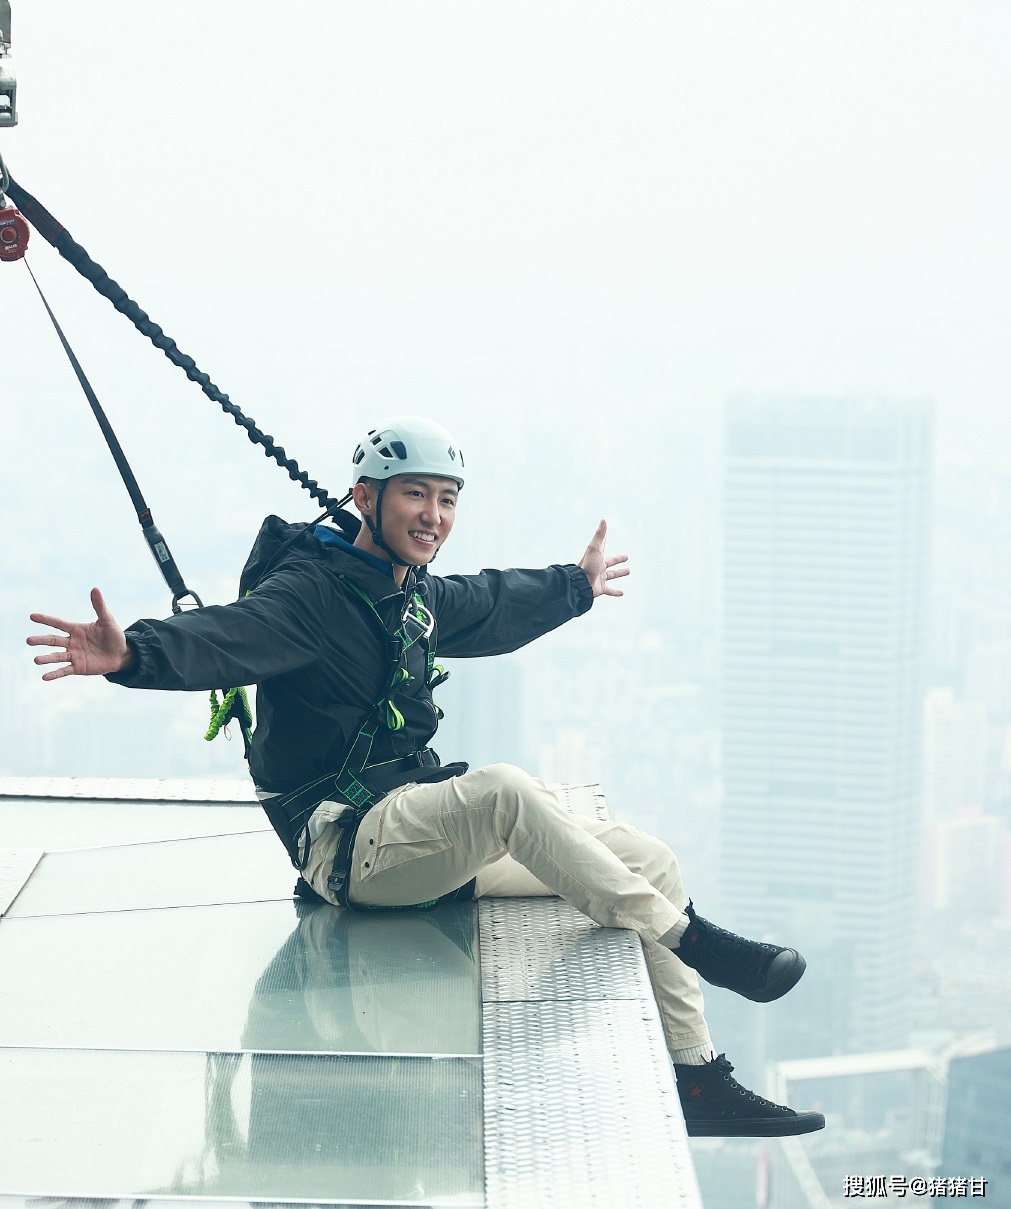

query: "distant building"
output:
434 656 525 770
939 1046 1011 1204
930 809 1005 918
922 688 999 917
721 397 933 1057
924 688 988 822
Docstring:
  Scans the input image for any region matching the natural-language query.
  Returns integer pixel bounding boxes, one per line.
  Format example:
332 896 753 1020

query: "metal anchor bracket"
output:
0 1 17 128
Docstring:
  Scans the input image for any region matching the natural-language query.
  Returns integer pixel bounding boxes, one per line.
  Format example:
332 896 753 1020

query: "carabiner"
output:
171 590 205 614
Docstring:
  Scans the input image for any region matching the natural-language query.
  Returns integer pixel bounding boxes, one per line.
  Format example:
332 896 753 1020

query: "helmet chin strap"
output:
366 479 415 569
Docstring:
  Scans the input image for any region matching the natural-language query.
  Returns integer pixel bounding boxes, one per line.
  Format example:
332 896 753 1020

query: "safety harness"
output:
261 576 470 912
2 156 472 909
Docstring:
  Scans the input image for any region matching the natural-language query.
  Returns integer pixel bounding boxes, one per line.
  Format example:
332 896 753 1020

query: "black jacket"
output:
108 515 594 795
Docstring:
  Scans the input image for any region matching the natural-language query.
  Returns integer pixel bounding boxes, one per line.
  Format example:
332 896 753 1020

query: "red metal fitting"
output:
0 204 30 261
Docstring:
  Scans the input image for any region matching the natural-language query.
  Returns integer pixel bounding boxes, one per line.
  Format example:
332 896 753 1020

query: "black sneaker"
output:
675 1053 826 1138
674 901 806 1003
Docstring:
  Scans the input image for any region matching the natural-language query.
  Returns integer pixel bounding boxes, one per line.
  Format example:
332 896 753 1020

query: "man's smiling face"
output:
357 473 459 567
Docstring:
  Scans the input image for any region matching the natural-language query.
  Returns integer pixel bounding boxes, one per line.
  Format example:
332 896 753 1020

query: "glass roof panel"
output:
0 900 480 1055
0 1201 429 1209
0 1048 483 1204
6 829 293 917
0 796 266 851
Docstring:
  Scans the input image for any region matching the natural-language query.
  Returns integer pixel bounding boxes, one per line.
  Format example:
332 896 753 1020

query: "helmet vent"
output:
352 448 365 465
391 440 408 460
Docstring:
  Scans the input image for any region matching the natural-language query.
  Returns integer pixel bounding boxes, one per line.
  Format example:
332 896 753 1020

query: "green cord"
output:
205 685 252 742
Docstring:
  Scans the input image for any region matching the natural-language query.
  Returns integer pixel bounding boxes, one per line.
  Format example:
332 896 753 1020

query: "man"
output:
28 415 824 1138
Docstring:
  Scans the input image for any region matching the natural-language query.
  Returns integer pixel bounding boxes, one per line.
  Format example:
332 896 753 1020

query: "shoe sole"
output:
686 1112 825 1138
749 948 806 1003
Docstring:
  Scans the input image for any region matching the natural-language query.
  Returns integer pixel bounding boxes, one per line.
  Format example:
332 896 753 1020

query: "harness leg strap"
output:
326 811 365 908
325 810 476 912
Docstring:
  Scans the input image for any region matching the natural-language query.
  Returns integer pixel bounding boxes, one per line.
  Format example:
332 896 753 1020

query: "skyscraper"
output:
940 1045 1010 1203
721 397 932 1057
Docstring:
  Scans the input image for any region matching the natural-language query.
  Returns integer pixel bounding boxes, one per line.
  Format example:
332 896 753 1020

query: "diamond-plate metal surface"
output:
483 1001 702 1209
480 898 647 1002
0 776 257 802
0 848 43 917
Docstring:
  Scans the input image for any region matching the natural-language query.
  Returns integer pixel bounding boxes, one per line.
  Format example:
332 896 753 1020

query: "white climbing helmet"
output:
351 416 465 489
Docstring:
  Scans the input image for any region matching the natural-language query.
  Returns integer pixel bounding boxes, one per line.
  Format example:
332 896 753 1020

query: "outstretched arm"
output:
27 588 135 680
578 519 630 599
426 518 629 659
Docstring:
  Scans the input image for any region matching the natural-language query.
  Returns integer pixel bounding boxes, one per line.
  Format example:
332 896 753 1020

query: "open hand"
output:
578 520 630 599
28 587 133 680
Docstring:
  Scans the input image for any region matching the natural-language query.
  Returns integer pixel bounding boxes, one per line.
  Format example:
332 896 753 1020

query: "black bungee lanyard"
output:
23 258 202 613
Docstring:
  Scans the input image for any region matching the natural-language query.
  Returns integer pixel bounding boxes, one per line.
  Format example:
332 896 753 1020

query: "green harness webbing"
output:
259 696 389 868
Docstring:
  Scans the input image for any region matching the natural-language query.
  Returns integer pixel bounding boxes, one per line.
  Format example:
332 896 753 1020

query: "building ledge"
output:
0 777 702 1208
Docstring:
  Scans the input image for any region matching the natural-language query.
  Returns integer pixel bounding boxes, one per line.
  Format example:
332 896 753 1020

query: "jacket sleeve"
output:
105 563 333 691
427 564 593 659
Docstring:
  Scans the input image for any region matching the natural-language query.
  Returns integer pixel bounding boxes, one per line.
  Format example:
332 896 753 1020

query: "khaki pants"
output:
304 763 712 1054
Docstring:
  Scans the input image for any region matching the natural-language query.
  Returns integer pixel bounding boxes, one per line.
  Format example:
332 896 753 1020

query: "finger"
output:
605 586 625 597
605 554 629 569
34 650 71 665
27 634 70 649
587 519 606 549
28 613 72 633
41 664 76 682
606 567 631 580
90 587 111 621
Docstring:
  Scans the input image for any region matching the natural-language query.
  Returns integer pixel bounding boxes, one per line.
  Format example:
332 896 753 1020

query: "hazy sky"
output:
7 3 1011 403
3 1 1010 668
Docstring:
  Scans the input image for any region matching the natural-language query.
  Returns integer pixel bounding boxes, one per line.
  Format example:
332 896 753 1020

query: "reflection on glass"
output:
0 1049 482 1203
244 901 480 1055
6 831 292 917
0 901 480 1055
